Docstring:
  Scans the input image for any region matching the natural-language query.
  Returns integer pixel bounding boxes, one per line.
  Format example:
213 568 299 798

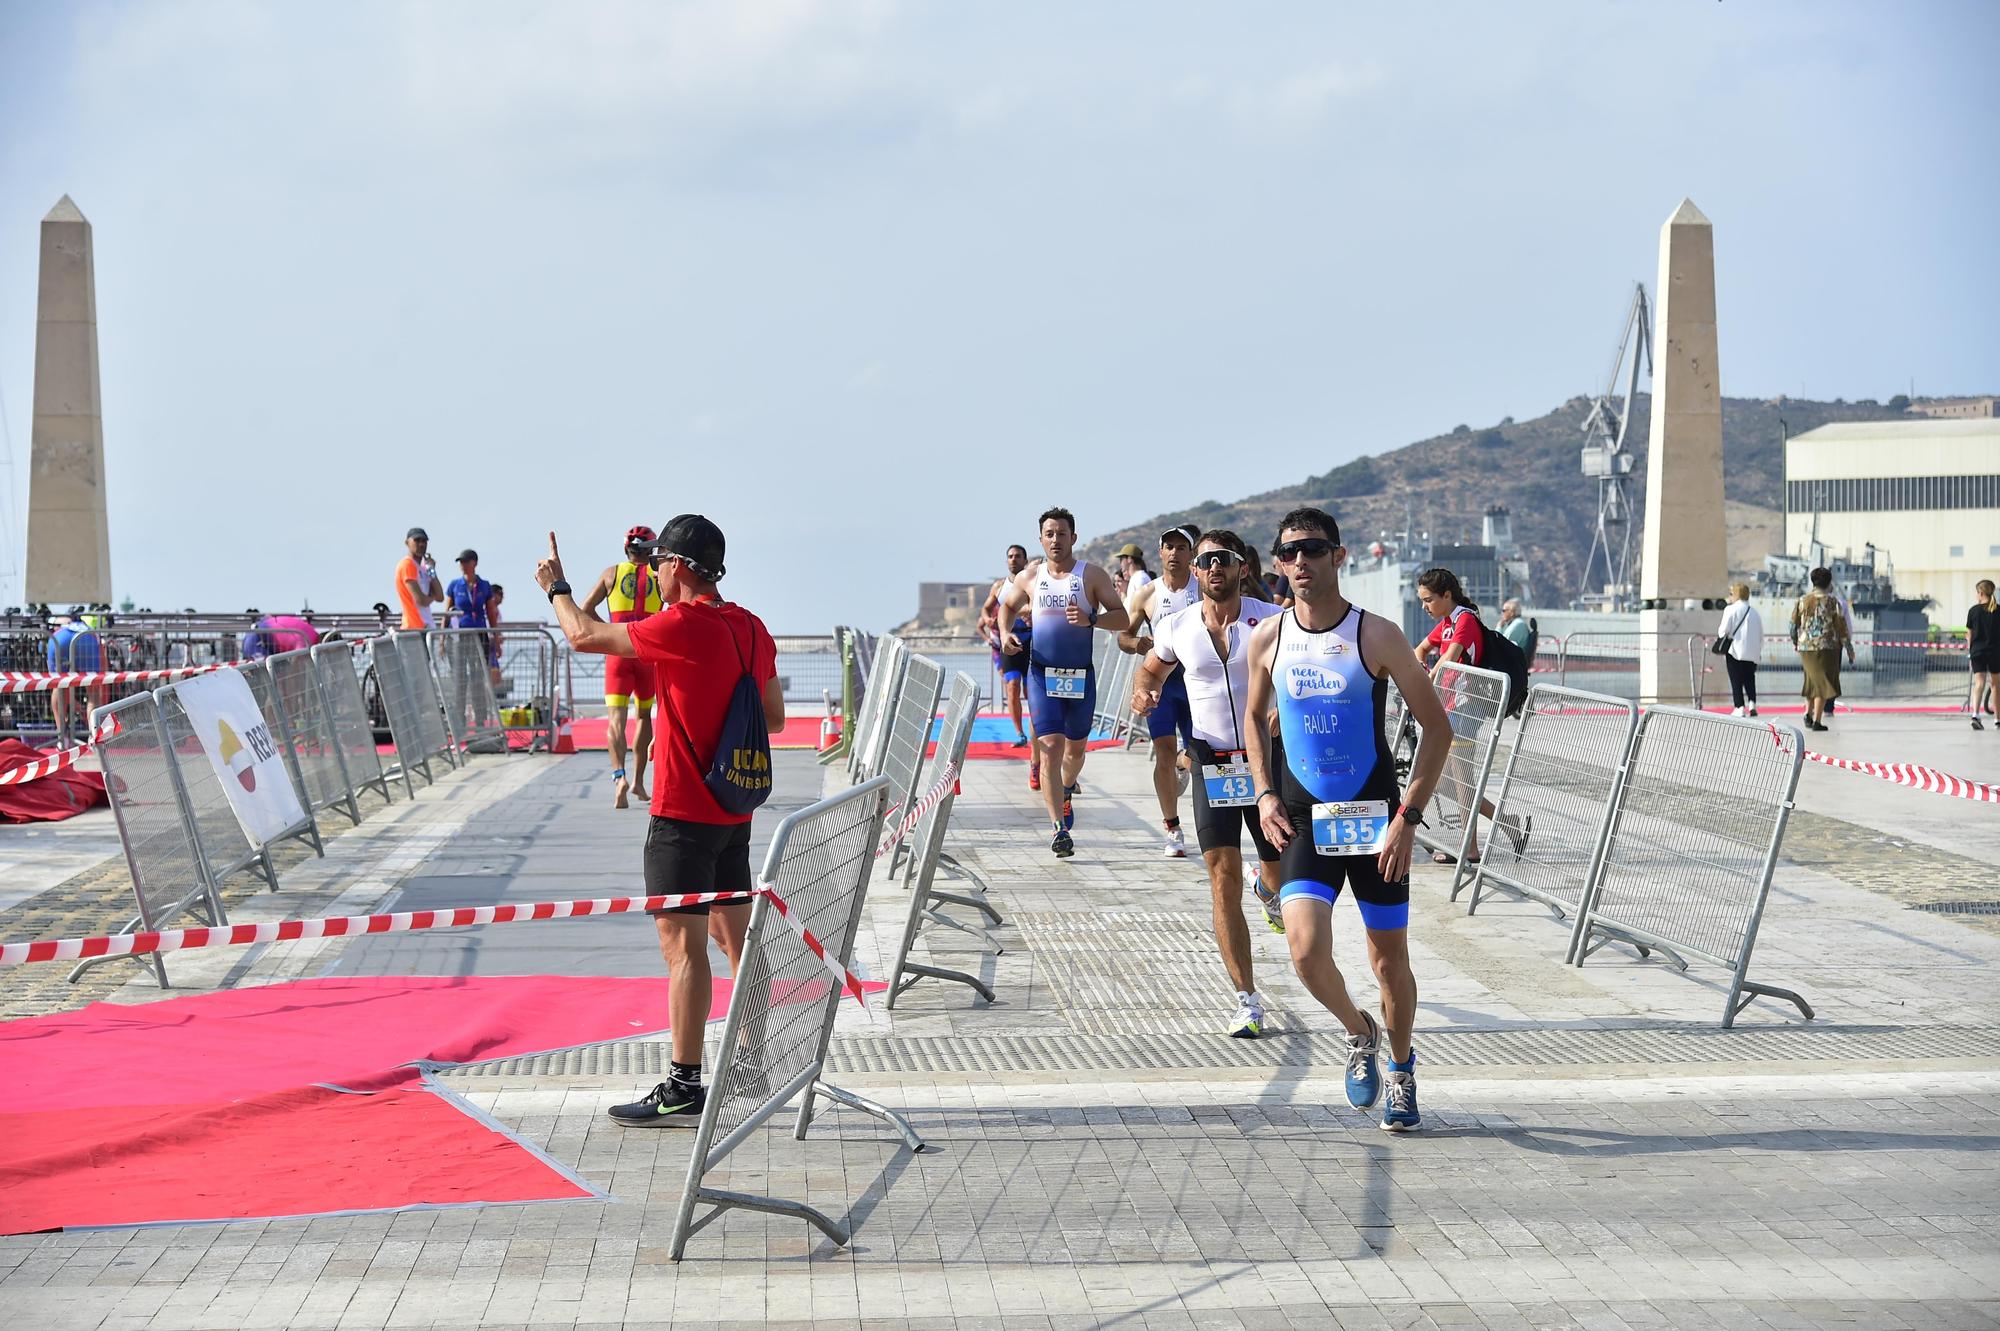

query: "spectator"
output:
1497 599 1532 651
1715 583 1763 718
1969 578 1996 731
1415 568 1522 865
485 584 507 692
395 528 444 631
45 607 103 746
1790 567 1851 732
1116 542 1155 593
445 550 497 729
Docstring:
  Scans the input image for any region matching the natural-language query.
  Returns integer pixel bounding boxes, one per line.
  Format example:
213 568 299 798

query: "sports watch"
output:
546 579 572 603
1397 804 1426 828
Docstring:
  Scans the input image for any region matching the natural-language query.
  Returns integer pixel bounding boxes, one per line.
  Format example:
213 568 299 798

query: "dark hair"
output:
1417 567 1477 610
1200 529 1250 561
489 583 504 595
1809 566 1833 590
1005 543 1028 560
1274 506 1340 545
1038 506 1076 534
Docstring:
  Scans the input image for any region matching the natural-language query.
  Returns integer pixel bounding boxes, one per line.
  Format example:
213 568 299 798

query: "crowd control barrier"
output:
668 776 923 1259
877 653 944 874
1464 685 1640 961
262 648 362 826
848 635 907 784
887 674 1004 1007
312 640 397 809
427 628 506 754
1574 707 1810 1027
1397 662 1512 898
372 633 458 791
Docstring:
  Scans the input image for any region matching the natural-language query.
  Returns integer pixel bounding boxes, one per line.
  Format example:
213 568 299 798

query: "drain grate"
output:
1914 901 2000 916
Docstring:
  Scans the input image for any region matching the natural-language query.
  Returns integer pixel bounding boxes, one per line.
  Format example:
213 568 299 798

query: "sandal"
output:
1430 851 1457 865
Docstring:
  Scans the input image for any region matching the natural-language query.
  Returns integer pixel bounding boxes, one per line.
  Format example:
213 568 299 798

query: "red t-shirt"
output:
626 597 778 825
1425 605 1486 667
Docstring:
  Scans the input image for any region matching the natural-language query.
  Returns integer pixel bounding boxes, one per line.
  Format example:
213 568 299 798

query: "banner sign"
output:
174 671 307 846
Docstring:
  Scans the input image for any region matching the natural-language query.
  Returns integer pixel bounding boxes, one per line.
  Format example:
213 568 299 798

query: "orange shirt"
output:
395 556 428 630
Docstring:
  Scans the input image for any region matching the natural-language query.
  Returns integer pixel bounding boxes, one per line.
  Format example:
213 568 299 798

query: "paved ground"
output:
2 709 1998 1329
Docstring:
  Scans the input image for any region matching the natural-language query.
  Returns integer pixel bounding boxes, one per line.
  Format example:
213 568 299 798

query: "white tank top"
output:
1150 575 1200 627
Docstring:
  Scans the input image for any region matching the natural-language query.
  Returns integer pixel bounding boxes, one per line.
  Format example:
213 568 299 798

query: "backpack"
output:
1524 617 1540 666
669 607 773 815
1478 617 1531 719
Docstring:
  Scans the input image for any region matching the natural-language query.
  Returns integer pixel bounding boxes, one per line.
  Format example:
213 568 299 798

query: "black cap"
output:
457 549 478 563
637 513 727 580
407 527 429 541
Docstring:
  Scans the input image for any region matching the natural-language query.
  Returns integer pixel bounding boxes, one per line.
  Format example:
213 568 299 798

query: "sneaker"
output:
1162 826 1186 858
1730 706 1743 718
1012 733 1028 748
1228 991 1264 1039
1745 705 1758 717
1051 827 1074 859
1381 1053 1420 1132
1029 763 1041 791
1344 1011 1382 1110
607 1079 704 1127
1250 871 1285 935
1975 718 1987 732
1062 784 1077 831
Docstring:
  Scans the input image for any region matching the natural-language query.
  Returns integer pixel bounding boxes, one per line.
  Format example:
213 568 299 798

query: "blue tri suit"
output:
1025 562 1098 741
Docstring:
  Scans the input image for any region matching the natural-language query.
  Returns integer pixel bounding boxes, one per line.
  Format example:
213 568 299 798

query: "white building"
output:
1784 418 2000 623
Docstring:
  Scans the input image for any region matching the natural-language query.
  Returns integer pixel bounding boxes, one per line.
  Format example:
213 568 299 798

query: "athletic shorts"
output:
1146 670 1195 744
1000 646 1030 683
605 655 656 708
643 815 754 916
1187 739 1279 862
1272 745 1409 930
1972 652 1998 674
1027 662 1096 741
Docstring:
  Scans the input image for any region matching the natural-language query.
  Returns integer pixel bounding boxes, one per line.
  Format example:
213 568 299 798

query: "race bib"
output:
1311 799 1390 857
1201 762 1255 808
1044 667 1088 699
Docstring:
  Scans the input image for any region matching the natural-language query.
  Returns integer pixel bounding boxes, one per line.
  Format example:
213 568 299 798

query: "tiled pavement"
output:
3 722 1999 1329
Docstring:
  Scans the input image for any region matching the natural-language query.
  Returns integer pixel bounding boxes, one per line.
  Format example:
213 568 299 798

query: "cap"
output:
637 514 727 580
1159 524 1200 548
1114 542 1145 559
624 524 657 547
457 549 478 563
406 527 429 541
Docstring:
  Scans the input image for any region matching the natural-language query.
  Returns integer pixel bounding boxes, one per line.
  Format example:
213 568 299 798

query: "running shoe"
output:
1051 827 1074 859
1062 783 1077 831
1344 1010 1382 1110
1250 871 1285 935
1730 706 1743 718
1381 1053 1420 1132
1975 718 1986 732
1228 991 1264 1039
1163 826 1186 858
1745 705 1758 717
1012 734 1028 748
1028 762 1041 791
607 1079 704 1127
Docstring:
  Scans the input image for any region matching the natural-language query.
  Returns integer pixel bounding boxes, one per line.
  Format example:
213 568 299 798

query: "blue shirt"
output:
446 576 493 628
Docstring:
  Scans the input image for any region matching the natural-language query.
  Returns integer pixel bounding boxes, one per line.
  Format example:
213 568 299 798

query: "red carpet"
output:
0 739 107 823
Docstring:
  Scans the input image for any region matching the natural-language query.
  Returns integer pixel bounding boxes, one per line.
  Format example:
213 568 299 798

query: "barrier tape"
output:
876 761 961 859
0 715 124 787
0 887 874 1006
0 662 238 694
1768 722 1998 804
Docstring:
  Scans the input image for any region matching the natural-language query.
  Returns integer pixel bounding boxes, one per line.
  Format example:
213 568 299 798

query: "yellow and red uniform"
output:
605 560 663 707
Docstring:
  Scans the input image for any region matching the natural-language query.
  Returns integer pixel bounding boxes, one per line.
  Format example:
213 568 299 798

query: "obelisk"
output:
1638 198 1725 703
25 196 112 606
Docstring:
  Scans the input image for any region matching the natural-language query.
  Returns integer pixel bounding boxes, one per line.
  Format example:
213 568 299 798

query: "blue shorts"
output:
47 633 102 672
1146 670 1194 744
1027 663 1096 741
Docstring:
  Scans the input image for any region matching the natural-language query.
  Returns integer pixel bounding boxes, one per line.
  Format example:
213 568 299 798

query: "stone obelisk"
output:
25 196 112 606
1638 198 1726 703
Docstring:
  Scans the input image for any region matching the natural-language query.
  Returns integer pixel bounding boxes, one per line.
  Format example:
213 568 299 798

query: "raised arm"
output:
536 533 636 657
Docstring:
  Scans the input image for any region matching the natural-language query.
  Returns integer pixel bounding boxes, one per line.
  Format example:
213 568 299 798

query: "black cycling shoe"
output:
607 1079 705 1127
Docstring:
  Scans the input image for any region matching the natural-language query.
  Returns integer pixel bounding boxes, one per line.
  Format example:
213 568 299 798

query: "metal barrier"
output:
1464 685 1639 961
262 648 361 825
877 653 944 874
1400 662 1512 898
372 633 457 788
668 776 923 1259
241 663 327 857
428 628 506 754
157 677 315 888
887 674 1003 1007
486 624 561 752
849 635 908 783
1574 707 1810 1026
312 640 397 809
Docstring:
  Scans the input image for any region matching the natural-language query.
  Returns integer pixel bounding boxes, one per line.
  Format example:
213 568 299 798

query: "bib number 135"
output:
1311 800 1390 857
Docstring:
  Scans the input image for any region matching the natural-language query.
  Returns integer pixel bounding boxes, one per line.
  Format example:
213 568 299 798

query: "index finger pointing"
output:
548 531 560 558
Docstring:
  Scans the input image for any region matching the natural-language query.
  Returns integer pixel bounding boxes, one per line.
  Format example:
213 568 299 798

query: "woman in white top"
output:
1716 582 1764 717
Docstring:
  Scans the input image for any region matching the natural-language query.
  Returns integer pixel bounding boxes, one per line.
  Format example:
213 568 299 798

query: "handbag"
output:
1710 603 1739 656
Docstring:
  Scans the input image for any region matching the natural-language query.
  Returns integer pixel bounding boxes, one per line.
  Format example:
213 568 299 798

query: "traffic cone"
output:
819 713 842 754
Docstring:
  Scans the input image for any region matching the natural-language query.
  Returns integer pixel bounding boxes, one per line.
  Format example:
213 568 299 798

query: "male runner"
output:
1131 530 1286 1037
976 543 1035 756
1120 524 1202 856
1243 507 1452 1132
583 526 664 808
997 507 1130 859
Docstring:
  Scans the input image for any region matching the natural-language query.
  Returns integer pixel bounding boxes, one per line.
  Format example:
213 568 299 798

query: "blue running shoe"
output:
1344 1010 1382 1110
1062 783 1077 831
1051 826 1074 859
1381 1050 1420 1132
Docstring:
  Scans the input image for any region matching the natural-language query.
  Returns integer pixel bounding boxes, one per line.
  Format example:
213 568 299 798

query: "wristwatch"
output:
1397 804 1426 828
546 579 572 603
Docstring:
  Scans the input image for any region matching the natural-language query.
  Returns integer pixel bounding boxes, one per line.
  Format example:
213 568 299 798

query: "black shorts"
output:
1000 646 1031 681
643 815 754 916
1973 653 1998 674
1187 739 1279 862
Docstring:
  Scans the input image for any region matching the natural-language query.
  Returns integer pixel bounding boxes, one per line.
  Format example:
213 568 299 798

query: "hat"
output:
457 549 478 563
406 527 429 541
1114 542 1145 559
637 514 727 580
1159 524 1200 548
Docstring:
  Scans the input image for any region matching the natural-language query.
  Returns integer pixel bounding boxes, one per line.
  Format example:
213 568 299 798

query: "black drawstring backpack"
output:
669 607 772 815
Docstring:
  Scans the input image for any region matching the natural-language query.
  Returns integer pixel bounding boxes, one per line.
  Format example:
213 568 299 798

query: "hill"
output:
1083 394 1913 605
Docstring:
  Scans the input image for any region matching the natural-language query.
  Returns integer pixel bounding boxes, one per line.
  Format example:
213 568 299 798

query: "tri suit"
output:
1153 597 1285 858
994 612 1032 684
1268 605 1409 931
1143 576 1201 745
604 560 663 708
1026 562 1099 741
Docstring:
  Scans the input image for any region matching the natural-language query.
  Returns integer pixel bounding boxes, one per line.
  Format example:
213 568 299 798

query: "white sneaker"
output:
1162 826 1186 858
1228 991 1264 1039
1250 869 1285 934
1746 705 1758 717
1730 706 1743 718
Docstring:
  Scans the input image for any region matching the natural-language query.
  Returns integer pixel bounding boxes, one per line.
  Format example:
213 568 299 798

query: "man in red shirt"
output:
536 514 785 1126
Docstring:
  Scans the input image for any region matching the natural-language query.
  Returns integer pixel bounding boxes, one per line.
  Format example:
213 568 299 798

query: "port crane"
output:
1578 283 1652 611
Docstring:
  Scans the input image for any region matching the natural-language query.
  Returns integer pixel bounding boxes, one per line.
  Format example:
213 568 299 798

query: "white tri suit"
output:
1152 597 1285 858
1026 562 1100 742
1268 605 1410 931
1142 576 1202 745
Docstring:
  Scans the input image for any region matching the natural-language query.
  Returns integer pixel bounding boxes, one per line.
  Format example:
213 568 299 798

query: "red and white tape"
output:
0 662 238 694
0 888 873 1005
0 715 124 787
1769 722 1998 805
877 761 961 858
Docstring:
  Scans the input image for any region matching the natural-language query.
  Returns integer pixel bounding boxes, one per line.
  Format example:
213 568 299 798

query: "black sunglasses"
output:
1192 550 1243 569
1273 538 1338 563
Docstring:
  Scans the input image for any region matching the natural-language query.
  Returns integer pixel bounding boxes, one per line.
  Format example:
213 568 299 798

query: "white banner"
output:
174 670 307 847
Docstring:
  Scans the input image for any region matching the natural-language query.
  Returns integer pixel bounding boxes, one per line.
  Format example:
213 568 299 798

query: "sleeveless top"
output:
607 561 663 623
1268 605 1396 805
1029 562 1095 670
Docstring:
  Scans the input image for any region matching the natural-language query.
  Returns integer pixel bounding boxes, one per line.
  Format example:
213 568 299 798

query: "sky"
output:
1 1 1995 631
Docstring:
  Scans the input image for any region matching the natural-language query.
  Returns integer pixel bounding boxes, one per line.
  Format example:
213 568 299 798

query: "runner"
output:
977 543 1036 759
997 507 1130 859
1415 568 1526 865
1131 529 1286 1037
1244 507 1452 1131
1120 524 1203 856
583 526 665 808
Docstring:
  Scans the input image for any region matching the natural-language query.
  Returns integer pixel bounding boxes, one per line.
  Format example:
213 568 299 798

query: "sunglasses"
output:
1273 538 1337 563
1192 550 1243 570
